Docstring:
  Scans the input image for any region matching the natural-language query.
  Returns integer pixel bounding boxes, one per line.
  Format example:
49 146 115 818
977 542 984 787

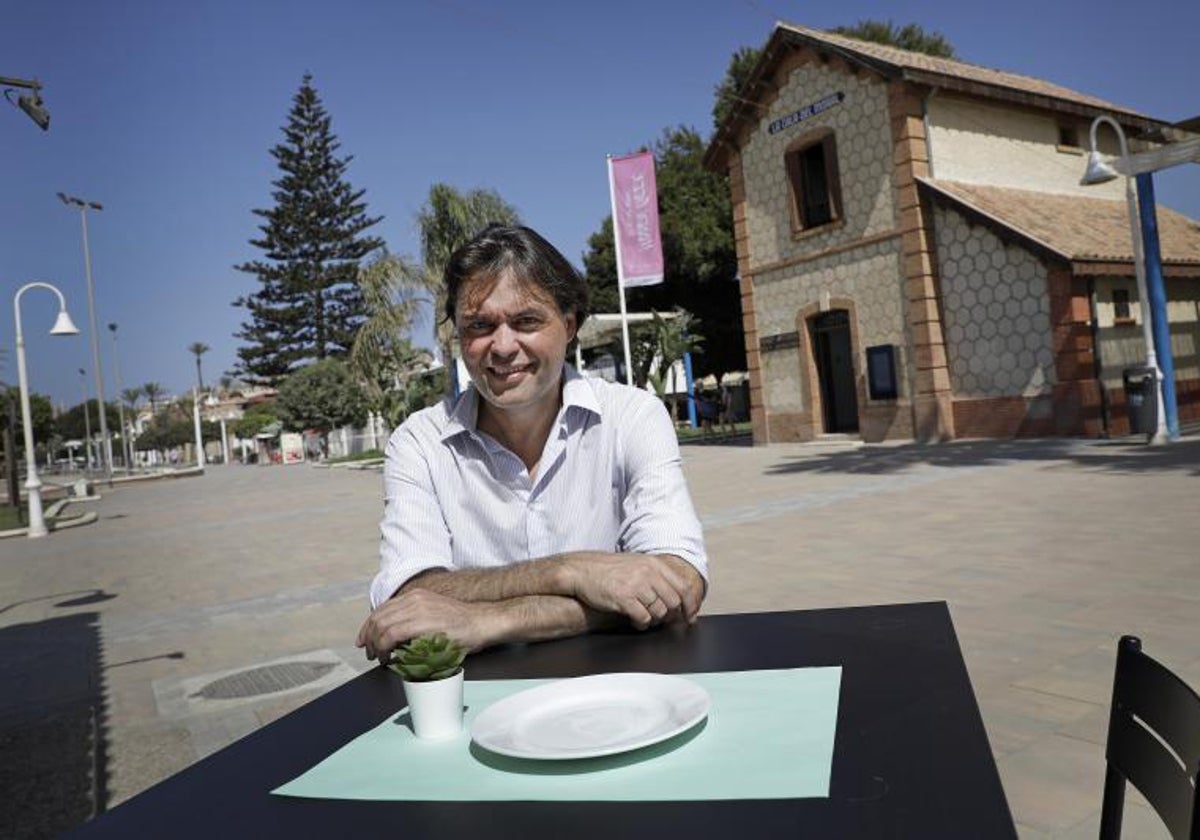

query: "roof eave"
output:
916 178 1069 266
704 23 1176 171
900 68 1167 132
1072 259 1200 278
704 24 902 172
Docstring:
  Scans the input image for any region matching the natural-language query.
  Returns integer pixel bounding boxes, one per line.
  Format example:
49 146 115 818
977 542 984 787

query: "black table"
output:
74 602 1015 838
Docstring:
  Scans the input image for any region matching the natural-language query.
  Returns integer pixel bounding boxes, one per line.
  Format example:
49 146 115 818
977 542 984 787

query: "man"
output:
356 225 707 661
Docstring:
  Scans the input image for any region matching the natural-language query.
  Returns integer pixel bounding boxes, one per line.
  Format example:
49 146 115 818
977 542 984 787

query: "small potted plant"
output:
388 633 467 740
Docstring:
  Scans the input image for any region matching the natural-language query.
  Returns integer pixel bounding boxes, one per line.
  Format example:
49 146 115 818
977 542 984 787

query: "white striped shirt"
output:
370 366 707 608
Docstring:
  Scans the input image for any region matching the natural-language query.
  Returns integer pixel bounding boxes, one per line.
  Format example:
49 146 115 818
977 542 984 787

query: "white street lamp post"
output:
13 282 80 538
58 192 113 481
108 323 132 474
219 417 229 466
1081 117 1168 444
78 367 93 471
192 386 205 468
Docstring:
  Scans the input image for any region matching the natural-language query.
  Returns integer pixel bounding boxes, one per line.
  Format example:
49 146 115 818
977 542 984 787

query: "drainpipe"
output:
1085 277 1111 438
921 88 938 178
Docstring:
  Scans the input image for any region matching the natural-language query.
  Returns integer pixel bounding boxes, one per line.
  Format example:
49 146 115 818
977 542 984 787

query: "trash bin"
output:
1122 365 1158 435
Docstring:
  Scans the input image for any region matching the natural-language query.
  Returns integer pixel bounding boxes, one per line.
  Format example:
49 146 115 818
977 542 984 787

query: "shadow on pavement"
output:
0 611 109 839
764 437 1200 477
679 432 754 448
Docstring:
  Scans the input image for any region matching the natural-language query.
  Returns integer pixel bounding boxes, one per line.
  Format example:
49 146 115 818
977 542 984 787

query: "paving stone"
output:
1 436 1197 832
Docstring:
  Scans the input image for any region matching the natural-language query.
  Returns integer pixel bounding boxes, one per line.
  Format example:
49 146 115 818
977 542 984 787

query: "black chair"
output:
1099 635 1200 840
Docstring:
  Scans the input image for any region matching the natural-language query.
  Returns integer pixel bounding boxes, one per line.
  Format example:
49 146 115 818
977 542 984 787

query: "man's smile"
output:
487 363 534 382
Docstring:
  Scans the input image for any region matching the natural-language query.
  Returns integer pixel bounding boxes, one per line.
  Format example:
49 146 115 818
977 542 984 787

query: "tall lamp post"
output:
108 323 132 473
1082 118 1200 442
78 367 94 471
57 192 113 481
14 282 80 538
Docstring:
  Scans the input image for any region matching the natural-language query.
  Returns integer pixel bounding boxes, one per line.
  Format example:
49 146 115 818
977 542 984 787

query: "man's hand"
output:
561 553 703 630
355 588 500 662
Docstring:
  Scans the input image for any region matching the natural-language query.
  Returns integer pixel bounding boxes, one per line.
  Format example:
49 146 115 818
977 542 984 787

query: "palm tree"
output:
142 382 165 417
188 342 210 392
634 309 704 406
120 388 142 432
351 184 519 404
414 184 520 392
352 250 433 418
120 387 142 419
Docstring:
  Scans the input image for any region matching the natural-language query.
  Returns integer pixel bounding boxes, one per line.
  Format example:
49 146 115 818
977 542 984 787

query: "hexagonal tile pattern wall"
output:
934 205 1056 397
740 61 894 268
762 348 805 411
754 237 908 408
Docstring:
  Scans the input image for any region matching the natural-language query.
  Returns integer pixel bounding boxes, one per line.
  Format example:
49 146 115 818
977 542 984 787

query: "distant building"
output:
706 24 1200 442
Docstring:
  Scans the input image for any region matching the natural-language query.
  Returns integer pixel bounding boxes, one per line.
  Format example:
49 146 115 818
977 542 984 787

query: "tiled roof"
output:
706 23 1169 170
919 179 1200 267
779 24 1144 118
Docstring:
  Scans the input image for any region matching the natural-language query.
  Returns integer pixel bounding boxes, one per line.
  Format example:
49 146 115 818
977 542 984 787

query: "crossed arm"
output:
355 551 704 660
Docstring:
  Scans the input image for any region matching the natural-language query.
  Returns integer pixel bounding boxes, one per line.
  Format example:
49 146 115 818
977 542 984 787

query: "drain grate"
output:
191 661 337 700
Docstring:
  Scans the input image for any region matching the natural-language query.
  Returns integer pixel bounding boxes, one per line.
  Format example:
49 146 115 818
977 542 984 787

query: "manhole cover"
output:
191 661 337 700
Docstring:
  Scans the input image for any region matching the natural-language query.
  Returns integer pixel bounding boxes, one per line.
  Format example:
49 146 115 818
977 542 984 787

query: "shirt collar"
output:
561 363 602 418
440 363 600 443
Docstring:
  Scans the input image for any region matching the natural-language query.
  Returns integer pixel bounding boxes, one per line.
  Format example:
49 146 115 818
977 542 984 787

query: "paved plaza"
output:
2 435 1198 837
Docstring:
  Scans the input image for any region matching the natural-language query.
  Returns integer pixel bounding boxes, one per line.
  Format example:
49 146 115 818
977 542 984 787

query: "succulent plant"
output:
387 633 467 682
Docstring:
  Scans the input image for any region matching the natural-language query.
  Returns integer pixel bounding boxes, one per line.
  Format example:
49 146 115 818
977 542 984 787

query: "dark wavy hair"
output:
443 225 590 347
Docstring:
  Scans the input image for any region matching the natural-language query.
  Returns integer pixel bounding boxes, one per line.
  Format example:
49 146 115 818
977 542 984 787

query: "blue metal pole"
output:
1135 173 1179 440
683 351 698 428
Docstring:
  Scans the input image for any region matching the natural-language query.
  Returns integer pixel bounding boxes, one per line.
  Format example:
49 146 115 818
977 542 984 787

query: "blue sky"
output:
3 0 1197 408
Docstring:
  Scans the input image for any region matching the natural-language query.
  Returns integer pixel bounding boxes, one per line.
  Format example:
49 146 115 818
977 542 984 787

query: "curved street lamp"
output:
1082 118 1200 442
1081 117 1190 444
1 75 50 130
13 282 80 538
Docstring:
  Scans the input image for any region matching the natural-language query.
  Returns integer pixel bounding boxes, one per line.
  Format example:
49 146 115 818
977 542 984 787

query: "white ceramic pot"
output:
402 669 465 740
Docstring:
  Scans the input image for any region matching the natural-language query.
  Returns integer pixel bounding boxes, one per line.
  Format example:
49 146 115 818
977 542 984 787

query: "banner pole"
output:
607 155 635 387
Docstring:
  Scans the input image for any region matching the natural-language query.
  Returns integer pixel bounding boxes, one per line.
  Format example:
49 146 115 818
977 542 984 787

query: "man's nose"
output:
489 324 519 356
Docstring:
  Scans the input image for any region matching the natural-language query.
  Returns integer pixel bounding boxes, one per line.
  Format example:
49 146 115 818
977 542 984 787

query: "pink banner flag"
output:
609 151 664 287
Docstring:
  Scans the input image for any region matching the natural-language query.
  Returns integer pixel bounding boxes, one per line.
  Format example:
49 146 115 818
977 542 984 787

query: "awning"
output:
255 420 283 440
577 312 679 351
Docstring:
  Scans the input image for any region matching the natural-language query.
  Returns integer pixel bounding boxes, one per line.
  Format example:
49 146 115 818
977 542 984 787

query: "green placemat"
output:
273 667 841 802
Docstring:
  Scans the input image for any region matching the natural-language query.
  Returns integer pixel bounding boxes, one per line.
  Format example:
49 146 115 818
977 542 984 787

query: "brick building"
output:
704 24 1200 442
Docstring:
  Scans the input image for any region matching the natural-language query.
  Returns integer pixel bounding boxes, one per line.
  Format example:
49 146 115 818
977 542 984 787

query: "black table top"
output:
73 601 1015 838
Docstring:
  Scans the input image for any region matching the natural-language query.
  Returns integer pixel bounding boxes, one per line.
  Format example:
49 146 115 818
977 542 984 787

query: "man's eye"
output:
464 320 492 333
514 317 543 330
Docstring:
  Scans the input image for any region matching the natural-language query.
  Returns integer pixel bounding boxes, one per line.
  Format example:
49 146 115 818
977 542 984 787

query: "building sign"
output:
760 331 801 353
768 92 845 135
280 432 305 465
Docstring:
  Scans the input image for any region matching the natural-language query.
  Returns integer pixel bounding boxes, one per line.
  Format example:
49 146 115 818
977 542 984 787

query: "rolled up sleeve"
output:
370 425 454 608
617 395 708 584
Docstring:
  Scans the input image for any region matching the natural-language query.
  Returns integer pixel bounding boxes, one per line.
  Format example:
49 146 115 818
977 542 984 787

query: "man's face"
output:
456 268 577 418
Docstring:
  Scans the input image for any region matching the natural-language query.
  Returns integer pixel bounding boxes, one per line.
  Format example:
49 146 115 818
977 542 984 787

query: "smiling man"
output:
356 225 707 660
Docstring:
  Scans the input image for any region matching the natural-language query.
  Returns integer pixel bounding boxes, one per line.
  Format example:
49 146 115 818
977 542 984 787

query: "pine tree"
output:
233 74 383 384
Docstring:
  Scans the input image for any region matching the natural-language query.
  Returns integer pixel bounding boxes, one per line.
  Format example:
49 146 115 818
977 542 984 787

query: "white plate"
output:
470 672 710 760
